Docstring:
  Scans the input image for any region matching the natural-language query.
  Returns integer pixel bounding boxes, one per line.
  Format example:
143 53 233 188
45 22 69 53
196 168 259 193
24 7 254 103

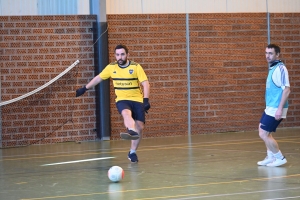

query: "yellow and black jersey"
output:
99 61 148 103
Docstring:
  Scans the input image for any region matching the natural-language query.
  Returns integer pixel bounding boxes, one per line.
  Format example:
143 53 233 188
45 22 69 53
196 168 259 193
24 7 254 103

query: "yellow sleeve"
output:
99 65 112 80
136 64 148 82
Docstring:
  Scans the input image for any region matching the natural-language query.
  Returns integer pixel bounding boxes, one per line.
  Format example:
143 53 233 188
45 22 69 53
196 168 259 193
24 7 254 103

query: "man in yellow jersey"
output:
76 44 150 163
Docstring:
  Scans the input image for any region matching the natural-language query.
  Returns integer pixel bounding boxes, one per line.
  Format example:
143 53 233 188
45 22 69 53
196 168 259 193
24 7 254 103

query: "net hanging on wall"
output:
0 60 80 148
0 20 109 149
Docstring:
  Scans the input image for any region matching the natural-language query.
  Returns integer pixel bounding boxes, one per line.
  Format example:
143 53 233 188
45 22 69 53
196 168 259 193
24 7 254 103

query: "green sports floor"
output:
0 127 300 200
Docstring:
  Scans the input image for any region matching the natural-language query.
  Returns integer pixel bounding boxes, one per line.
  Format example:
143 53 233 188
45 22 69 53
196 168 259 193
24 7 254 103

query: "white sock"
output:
267 150 273 158
130 149 136 154
273 150 284 159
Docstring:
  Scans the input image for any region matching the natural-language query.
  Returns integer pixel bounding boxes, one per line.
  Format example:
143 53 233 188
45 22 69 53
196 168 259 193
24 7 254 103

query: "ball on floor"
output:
108 166 124 182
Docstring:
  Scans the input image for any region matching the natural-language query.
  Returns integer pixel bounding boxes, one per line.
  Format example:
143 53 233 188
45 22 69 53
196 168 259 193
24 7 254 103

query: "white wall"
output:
106 0 300 14
0 0 299 16
268 0 300 12
0 0 38 15
0 0 90 15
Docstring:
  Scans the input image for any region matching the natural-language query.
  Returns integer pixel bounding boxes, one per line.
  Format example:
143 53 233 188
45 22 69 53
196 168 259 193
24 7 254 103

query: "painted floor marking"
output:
40 157 114 166
20 179 300 200
263 196 300 200
2 135 300 162
170 187 300 200
134 192 209 200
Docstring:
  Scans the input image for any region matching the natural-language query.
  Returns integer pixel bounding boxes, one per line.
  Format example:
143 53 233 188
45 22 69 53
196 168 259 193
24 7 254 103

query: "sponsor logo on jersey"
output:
115 82 132 86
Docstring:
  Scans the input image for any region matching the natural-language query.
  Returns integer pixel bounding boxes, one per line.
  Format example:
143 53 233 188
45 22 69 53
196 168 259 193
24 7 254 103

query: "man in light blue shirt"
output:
257 44 290 167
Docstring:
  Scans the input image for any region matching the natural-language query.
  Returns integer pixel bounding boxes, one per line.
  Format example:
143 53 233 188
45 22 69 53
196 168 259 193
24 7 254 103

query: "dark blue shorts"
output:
259 112 282 133
116 100 145 123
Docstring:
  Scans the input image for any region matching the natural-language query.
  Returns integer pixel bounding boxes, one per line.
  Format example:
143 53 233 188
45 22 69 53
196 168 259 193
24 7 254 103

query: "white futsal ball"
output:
108 166 124 182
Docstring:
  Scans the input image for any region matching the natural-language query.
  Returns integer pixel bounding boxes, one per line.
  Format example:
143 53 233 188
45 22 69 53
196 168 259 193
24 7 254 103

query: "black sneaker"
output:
120 129 140 140
128 152 138 163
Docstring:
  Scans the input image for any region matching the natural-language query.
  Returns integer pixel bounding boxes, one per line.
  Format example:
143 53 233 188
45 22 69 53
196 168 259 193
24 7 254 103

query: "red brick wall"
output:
0 15 97 147
189 13 268 134
107 14 188 139
270 13 300 126
107 13 300 139
1 13 299 147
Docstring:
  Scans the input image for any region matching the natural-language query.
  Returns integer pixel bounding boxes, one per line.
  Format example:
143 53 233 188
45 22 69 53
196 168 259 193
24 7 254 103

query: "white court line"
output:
41 157 114 166
171 187 300 200
3 134 299 159
263 196 300 200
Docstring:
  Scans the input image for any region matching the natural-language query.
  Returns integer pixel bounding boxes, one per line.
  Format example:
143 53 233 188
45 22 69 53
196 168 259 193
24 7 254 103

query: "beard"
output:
118 59 127 66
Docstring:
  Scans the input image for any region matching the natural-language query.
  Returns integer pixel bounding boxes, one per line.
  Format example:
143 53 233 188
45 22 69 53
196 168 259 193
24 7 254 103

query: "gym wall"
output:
106 13 300 140
0 0 299 147
0 15 97 147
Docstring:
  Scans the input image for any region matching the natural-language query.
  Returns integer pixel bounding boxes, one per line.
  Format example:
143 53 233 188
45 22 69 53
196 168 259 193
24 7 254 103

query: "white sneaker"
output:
266 157 287 167
257 156 274 166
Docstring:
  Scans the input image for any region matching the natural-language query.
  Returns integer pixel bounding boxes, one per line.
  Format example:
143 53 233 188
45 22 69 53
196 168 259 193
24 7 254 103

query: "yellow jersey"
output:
99 61 148 103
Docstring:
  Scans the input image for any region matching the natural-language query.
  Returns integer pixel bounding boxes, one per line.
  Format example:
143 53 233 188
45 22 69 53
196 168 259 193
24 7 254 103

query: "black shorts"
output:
260 112 283 133
116 100 145 123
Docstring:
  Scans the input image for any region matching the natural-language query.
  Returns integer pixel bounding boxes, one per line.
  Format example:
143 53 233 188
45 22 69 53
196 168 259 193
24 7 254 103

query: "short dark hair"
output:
115 44 129 54
267 44 280 54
